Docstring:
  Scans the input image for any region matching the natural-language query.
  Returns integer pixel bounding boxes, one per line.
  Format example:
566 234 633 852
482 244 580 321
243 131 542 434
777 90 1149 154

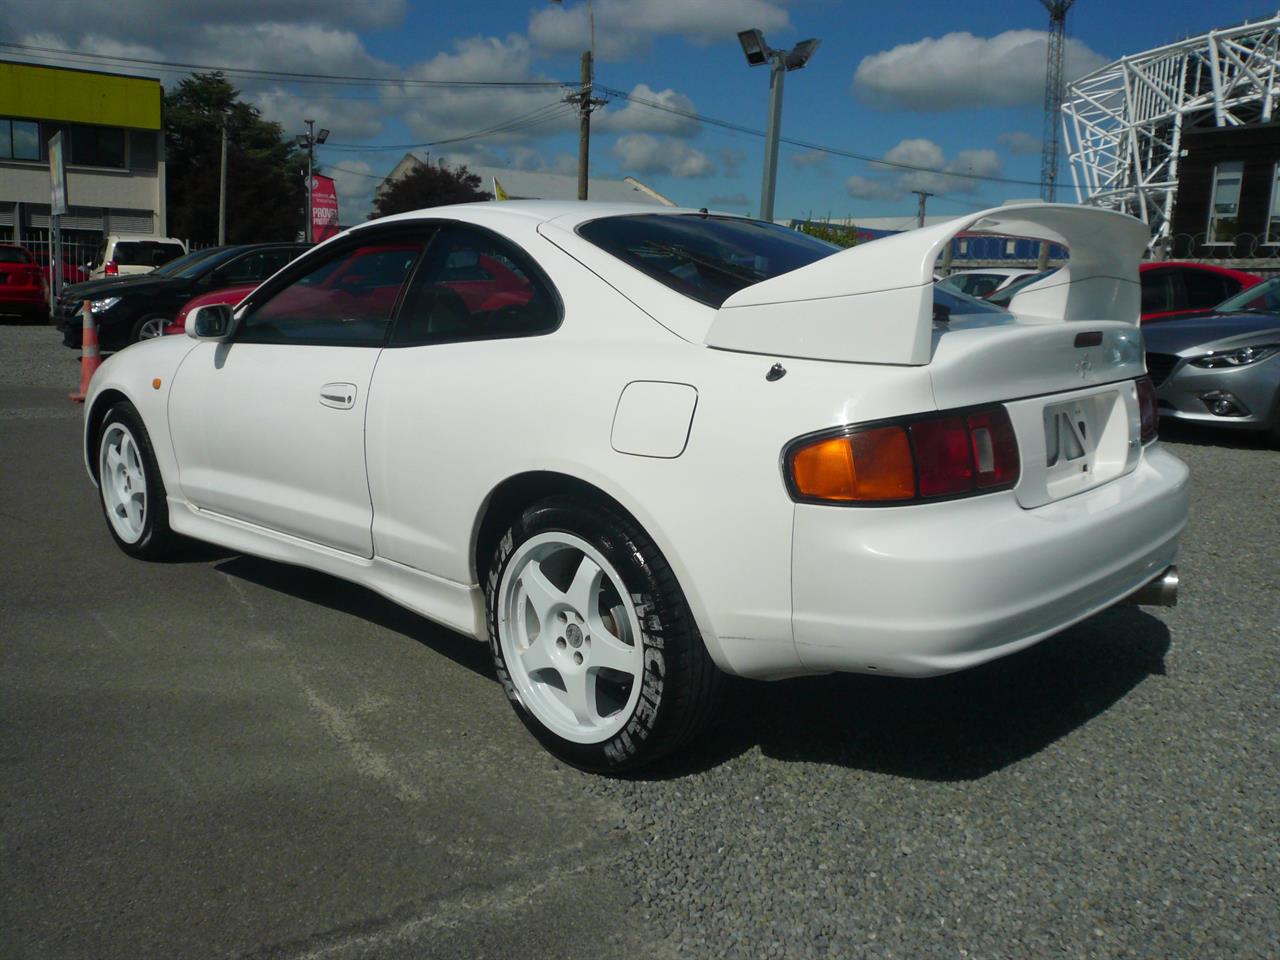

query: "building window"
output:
1207 161 1244 244
128 130 158 172
70 124 126 168
1267 164 1280 245
0 119 41 161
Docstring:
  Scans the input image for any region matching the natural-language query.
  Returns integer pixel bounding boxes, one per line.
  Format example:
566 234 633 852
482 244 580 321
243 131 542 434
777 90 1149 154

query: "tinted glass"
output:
0 247 31 264
151 246 229 278
392 225 558 344
239 239 424 346
1140 271 1171 313
113 241 185 267
933 286 1006 316
218 249 301 284
12 120 39 160
577 214 838 307
0 120 10 159
1180 270 1235 309
1216 275 1280 312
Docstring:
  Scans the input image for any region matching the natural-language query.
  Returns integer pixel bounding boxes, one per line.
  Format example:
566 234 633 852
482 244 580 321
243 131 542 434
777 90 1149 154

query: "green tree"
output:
796 220 860 248
164 72 307 244
371 160 491 219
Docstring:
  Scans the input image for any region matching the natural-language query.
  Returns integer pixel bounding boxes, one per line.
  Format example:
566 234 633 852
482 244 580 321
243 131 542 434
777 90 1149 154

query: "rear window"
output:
577 214 838 307
0 247 32 264
112 241 185 268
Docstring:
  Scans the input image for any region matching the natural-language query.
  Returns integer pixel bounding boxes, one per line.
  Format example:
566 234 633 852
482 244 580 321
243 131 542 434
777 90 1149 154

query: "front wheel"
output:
485 497 721 772
96 402 178 560
132 314 169 341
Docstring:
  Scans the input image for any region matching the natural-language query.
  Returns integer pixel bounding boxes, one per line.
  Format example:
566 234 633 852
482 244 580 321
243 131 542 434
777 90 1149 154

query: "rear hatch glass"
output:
113 241 185 268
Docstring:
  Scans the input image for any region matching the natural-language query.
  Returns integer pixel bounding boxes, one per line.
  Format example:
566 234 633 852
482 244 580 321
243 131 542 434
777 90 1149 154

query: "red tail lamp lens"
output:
105 260 119 276
788 406 1020 505
1136 376 1158 443
910 416 973 497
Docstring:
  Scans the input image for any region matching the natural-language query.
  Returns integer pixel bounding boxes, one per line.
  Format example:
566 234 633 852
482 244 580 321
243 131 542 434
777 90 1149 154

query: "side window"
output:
239 239 425 346
390 225 559 345
221 250 298 285
1181 270 1232 310
1140 271 1171 313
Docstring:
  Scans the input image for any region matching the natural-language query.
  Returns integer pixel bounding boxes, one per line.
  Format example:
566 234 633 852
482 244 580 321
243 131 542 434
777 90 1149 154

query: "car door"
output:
168 231 428 556
364 222 562 581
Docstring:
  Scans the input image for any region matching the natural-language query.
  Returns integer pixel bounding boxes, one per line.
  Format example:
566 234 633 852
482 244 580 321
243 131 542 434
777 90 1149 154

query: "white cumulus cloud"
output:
849 139 1004 200
612 134 715 178
853 30 1109 110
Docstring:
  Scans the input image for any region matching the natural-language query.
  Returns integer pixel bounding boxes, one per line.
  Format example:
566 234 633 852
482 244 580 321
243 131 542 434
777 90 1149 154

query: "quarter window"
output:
1267 164 1280 244
390 225 559 344
1207 162 1244 244
240 239 425 346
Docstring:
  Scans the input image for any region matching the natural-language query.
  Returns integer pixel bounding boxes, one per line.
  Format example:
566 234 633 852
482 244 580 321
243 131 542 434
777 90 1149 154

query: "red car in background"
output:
164 283 256 336
1140 261 1262 322
0 244 49 322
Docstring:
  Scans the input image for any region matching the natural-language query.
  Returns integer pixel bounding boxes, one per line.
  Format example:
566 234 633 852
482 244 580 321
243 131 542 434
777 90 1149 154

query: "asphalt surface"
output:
2 324 1277 959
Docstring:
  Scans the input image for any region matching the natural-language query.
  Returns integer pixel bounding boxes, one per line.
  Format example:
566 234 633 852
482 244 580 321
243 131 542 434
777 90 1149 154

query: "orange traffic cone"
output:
69 300 101 404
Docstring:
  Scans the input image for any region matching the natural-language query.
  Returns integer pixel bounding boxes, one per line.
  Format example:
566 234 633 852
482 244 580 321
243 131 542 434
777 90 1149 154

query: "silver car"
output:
1143 277 1280 445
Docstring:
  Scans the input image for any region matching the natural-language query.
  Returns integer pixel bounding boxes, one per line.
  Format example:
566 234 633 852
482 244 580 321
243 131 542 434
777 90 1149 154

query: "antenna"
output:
1040 0 1076 202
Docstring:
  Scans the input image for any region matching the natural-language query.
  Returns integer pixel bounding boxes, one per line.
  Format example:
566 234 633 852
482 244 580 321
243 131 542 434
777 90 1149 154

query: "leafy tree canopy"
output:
164 73 306 245
371 160 491 219
796 220 860 248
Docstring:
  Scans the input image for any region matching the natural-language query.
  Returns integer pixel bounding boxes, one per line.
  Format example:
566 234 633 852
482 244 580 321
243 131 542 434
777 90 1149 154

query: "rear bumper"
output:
790 444 1190 677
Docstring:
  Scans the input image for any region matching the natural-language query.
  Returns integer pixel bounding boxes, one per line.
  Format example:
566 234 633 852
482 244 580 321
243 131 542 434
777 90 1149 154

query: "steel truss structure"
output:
1063 15 1280 248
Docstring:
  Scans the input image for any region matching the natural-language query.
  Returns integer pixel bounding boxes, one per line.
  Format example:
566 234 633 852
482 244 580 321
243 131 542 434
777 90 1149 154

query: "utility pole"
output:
296 120 329 242
913 190 933 228
566 51 604 200
217 114 228 245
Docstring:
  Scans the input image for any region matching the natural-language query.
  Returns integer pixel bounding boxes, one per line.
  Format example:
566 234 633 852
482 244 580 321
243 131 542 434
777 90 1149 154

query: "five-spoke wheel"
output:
95 402 177 559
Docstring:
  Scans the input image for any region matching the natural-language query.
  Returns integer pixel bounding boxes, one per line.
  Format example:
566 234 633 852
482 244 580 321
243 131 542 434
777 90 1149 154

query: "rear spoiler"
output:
706 203 1150 365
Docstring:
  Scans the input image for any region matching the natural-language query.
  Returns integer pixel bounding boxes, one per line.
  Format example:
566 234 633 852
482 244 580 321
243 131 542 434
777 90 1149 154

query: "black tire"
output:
95 401 179 560
485 496 722 773
130 313 170 343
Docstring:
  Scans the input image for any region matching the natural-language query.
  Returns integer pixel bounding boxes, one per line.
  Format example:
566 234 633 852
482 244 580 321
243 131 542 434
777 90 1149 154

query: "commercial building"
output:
0 60 166 256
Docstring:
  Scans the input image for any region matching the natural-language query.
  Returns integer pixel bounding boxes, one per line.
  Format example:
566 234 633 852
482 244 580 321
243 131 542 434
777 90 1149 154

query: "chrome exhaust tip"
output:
1123 565 1179 607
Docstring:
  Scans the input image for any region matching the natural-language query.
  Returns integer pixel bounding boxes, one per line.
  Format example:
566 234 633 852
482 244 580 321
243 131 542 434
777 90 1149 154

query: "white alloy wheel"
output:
136 316 166 339
99 421 148 543
497 532 646 744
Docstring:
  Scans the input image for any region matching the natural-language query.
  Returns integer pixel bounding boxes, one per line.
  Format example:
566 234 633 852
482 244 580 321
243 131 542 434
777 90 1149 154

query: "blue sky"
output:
4 0 1277 222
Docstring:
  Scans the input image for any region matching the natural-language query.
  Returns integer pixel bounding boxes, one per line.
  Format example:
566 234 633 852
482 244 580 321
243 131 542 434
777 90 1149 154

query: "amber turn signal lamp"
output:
789 426 915 502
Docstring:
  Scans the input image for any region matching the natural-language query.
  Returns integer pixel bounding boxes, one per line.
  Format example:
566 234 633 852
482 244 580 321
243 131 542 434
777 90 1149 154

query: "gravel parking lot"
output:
2 323 1277 959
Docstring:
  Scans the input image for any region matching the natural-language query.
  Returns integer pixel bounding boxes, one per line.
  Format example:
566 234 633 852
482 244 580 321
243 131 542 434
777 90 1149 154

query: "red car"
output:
1140 262 1261 322
0 244 49 322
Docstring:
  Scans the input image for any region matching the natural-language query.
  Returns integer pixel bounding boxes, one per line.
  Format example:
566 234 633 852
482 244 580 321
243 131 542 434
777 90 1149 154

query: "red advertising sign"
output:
311 174 340 242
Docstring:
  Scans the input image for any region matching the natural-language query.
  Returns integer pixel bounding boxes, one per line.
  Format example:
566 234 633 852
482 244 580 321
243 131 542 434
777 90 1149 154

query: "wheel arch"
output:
469 469 729 671
84 387 132 483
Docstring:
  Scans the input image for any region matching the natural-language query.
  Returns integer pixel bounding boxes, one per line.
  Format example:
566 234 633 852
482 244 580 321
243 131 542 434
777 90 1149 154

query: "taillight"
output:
786 406 1021 505
1136 376 1158 443
105 260 119 276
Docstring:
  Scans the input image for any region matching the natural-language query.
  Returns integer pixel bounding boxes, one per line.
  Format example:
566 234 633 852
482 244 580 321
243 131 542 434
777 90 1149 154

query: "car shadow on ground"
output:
653 606 1171 782
213 554 496 679
210 554 1170 783
1159 419 1275 450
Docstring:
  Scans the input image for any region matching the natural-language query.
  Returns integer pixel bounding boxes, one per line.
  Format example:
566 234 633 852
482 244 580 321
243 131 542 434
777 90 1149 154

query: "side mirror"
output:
186 303 236 341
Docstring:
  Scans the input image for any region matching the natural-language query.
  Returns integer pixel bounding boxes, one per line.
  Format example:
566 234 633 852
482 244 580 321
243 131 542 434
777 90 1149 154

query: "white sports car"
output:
83 201 1190 771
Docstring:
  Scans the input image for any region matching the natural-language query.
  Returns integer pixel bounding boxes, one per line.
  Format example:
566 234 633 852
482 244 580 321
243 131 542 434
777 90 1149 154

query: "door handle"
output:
319 382 357 410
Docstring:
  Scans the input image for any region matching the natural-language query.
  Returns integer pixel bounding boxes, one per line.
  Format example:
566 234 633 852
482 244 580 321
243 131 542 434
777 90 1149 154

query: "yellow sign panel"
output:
0 61 161 131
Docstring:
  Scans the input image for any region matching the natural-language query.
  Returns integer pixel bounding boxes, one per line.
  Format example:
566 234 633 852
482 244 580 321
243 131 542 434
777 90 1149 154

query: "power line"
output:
0 41 569 89
324 102 574 152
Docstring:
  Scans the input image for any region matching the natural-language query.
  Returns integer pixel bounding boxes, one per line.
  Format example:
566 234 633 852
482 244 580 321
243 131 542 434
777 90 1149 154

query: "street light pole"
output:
218 113 228 245
738 29 820 225
760 54 786 223
305 118 315 244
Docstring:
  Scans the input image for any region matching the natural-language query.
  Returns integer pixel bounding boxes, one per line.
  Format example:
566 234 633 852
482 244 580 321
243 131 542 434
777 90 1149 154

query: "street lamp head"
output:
737 29 769 66
784 38 821 71
316 128 330 144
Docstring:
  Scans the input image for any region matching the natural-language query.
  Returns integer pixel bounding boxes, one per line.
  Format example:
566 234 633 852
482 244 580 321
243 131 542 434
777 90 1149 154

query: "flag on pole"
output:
493 176 510 201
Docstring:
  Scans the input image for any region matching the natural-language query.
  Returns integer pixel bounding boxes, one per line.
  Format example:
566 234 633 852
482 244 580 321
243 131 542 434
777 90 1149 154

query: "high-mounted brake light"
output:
786 406 1020 505
1136 377 1158 444
104 260 119 276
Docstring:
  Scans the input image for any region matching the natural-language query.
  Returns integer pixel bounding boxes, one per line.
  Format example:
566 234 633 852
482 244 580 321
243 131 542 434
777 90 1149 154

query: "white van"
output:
88 236 188 279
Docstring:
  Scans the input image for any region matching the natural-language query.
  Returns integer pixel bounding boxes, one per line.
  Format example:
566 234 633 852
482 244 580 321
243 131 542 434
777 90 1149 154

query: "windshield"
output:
1215 275 1280 313
986 269 1057 307
112 241 186 268
577 214 839 307
151 246 229 278
933 285 1007 316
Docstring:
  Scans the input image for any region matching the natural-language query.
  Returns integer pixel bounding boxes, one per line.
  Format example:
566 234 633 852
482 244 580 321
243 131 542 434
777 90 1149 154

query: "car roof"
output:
357 200 729 233
1139 261 1262 283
